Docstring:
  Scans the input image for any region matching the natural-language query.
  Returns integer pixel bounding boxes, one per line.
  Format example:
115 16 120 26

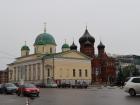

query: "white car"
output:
124 77 140 96
46 82 57 88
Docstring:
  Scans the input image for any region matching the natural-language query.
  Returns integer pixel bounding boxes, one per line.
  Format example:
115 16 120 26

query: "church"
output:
8 24 116 85
8 25 92 85
79 28 116 84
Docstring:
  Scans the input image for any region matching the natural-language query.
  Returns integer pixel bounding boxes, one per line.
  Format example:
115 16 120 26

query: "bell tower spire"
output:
25 41 26 45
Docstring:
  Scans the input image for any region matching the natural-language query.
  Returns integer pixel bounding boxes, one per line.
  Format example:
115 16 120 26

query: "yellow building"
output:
8 25 92 85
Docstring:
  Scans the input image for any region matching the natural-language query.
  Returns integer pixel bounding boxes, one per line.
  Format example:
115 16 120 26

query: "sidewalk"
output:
89 84 119 89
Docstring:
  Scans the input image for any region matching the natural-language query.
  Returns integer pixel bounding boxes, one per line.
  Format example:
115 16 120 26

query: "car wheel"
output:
5 90 8 94
23 92 27 96
129 89 136 96
36 93 39 97
17 92 20 96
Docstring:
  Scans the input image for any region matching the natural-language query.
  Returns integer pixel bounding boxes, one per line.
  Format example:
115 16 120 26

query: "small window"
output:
73 69 76 77
50 47 52 53
85 69 88 77
79 69 82 77
132 78 140 83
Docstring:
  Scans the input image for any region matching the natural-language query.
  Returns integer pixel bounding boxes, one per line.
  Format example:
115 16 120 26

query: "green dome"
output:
62 43 70 48
21 45 30 51
34 32 56 45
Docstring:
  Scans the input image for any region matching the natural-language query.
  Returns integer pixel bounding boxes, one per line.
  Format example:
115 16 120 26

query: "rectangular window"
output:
79 69 82 77
85 69 88 77
17 67 20 81
73 69 76 77
33 64 36 80
29 65 31 81
20 66 23 79
25 65 27 81
14 67 16 81
37 63 40 80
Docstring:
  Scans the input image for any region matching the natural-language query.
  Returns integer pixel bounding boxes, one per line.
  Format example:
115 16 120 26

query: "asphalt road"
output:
0 86 140 105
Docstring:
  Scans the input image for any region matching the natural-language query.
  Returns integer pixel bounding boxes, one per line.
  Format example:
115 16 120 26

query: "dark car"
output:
13 82 20 87
1 83 18 94
57 83 71 88
34 83 43 88
17 83 40 97
72 82 88 89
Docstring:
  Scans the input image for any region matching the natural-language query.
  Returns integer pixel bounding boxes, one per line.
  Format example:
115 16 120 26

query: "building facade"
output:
8 26 92 85
0 69 8 84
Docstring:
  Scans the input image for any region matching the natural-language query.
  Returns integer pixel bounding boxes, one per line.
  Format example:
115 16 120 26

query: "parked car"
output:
0 84 3 94
46 82 57 88
57 83 71 88
17 83 40 97
13 82 20 87
34 83 47 88
0 83 18 94
124 77 140 96
72 82 88 89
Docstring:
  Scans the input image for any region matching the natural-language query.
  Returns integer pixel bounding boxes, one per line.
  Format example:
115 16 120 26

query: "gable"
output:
15 54 42 63
56 51 90 59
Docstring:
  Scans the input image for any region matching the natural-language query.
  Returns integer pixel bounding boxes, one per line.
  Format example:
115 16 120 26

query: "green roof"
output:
34 32 56 45
62 43 70 48
21 45 30 51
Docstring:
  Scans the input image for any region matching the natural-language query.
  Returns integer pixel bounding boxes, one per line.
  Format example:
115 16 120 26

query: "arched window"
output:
73 69 76 77
85 69 88 77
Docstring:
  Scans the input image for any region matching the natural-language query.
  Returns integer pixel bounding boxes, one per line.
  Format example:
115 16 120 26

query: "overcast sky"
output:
0 0 140 69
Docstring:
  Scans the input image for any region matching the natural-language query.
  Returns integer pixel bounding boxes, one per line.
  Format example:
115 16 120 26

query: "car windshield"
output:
5 83 16 87
24 84 36 88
